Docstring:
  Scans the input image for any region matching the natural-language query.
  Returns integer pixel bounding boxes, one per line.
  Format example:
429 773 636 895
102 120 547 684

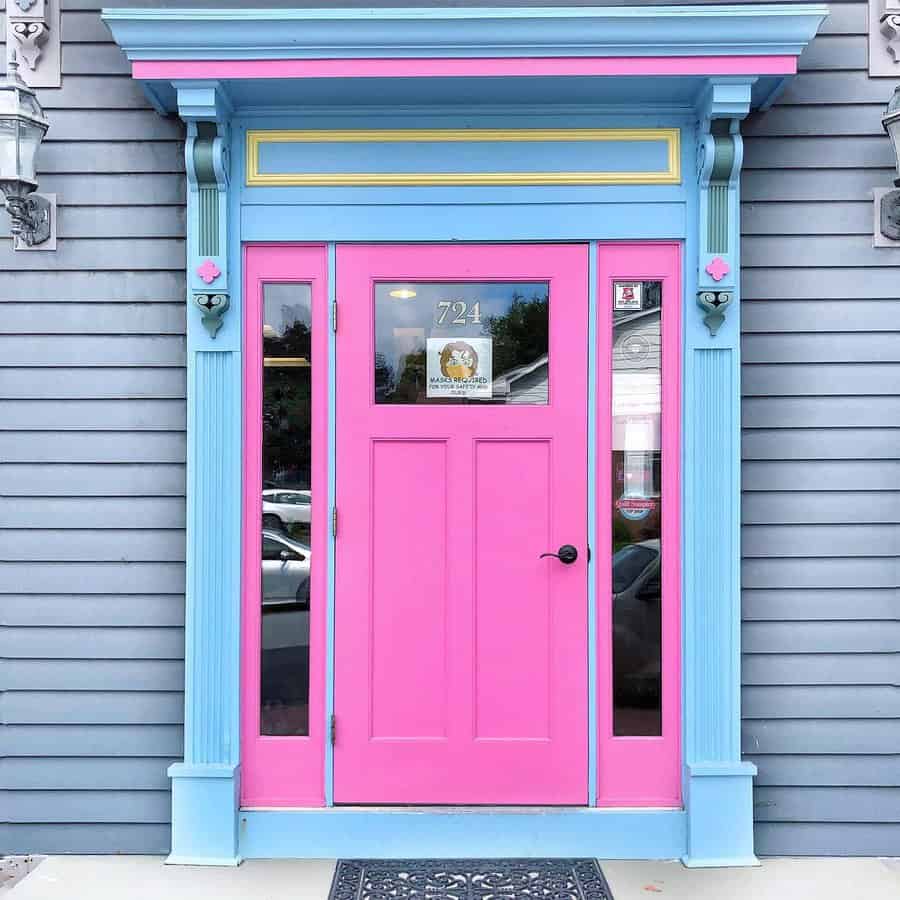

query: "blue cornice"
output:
103 5 828 61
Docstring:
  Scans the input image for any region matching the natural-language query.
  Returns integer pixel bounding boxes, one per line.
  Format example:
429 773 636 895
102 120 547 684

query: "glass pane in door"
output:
260 282 312 736
611 280 662 737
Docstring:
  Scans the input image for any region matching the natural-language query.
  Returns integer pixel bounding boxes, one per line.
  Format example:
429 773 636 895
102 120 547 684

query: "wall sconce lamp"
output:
881 85 900 240
0 53 53 249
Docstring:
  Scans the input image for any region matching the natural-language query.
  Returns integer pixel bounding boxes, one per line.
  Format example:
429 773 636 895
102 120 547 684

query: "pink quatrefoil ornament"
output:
705 256 730 282
197 259 221 285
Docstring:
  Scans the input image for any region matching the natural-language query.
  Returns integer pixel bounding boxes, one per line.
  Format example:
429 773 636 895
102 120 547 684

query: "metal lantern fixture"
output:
0 52 51 247
881 85 900 241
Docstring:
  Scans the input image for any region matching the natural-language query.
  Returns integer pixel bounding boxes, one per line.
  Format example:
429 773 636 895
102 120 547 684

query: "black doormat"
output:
329 859 614 900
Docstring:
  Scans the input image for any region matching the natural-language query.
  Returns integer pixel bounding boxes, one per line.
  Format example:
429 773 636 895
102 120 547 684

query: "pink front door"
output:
334 244 589 805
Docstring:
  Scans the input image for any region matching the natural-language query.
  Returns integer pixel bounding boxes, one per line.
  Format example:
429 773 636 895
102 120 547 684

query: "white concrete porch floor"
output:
6 856 900 900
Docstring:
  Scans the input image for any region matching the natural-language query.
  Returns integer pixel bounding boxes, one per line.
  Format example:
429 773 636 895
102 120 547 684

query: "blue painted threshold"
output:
239 807 686 859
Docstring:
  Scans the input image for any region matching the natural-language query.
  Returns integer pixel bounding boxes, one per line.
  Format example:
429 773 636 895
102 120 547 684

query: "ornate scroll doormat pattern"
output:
328 859 614 900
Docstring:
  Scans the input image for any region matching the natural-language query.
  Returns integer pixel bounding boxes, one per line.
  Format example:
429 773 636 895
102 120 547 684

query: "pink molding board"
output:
134 55 796 80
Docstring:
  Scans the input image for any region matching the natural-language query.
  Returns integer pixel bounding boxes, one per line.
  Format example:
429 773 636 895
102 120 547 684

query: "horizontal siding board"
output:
744 105 886 138
0 463 185 496
741 202 872 236
42 109 182 140
50 206 186 239
742 396 900 428
753 787 900 823
61 43 131 75
0 241 185 272
0 757 176 791
0 563 184 594
0 530 186 563
0 724 183 757
742 334 899 364
0 368 186 400
742 460 900 492
0 626 184 659
37 142 184 174
742 620 900 653
754 822 900 857
744 268 900 300
742 363 900 397
743 137 894 170
0 334 185 367
35 176 185 206
796 35 866 71
1 594 184 626
0 497 186 528
6 790 171 823
742 492 899 525
742 557 899 590
0 302 186 335
62 10 125 42
0 823 172 855
744 235 900 268
1 691 184 725
778 72 899 106
754 755 900 788
742 685 900 719
742 719 900 754
39 75 154 110
0 659 184 691
741 301 900 333
0 400 185 430
742 430 900 460
743 588 899 622
742 168 891 201
742 652 900 686
0 271 184 300
742 524 898 558
0 433 186 464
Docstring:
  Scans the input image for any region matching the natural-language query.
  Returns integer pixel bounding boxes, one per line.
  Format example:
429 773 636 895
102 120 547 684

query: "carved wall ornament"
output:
11 21 48 70
196 258 222 284
192 292 230 338
696 290 733 337
14 0 39 12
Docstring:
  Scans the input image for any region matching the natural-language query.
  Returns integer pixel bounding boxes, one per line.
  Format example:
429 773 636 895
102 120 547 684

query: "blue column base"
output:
167 763 242 866
681 761 759 868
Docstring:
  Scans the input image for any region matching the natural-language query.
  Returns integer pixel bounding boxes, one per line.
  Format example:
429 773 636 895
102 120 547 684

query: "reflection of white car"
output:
262 529 310 608
262 489 311 531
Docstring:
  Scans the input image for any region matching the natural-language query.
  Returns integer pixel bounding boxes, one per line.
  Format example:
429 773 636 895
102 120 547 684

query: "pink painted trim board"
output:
241 243 329 807
596 242 682 807
134 55 795 80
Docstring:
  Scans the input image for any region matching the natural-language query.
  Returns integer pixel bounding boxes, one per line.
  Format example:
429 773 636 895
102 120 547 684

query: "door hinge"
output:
331 301 338 333
330 713 336 745
331 505 338 538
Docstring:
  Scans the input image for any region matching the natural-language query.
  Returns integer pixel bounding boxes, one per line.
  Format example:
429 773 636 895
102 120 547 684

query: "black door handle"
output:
540 544 578 565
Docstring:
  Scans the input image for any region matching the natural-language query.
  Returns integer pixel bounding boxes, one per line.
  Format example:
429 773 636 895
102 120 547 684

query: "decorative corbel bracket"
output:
192 292 230 338
5 0 60 87
694 79 754 336
178 82 234 342
881 0 900 61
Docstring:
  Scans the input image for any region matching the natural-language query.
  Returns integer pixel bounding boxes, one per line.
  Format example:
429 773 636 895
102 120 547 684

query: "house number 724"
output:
435 300 482 326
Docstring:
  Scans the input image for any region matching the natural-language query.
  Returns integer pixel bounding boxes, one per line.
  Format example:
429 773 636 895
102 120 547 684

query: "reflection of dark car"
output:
612 539 661 703
262 529 310 607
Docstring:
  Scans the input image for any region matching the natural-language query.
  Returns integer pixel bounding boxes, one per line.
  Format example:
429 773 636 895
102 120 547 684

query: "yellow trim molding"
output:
246 128 681 187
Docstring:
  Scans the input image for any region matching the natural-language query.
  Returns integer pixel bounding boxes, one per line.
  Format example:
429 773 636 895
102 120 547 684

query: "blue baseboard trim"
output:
239 807 687 859
168 763 241 865
682 761 758 868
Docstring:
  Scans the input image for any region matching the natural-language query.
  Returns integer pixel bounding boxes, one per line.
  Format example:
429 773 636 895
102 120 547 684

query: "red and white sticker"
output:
614 281 643 311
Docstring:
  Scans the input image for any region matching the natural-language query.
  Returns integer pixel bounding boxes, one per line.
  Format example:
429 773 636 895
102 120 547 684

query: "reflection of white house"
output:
492 353 548 404
613 308 661 453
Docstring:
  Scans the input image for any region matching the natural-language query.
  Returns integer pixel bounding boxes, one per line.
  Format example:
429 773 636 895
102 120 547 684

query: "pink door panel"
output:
334 244 589 805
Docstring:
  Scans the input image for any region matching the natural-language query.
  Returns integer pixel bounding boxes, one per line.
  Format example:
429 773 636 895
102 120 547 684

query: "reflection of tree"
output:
392 349 426 403
263 320 311 489
374 352 394 402
482 292 549 374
